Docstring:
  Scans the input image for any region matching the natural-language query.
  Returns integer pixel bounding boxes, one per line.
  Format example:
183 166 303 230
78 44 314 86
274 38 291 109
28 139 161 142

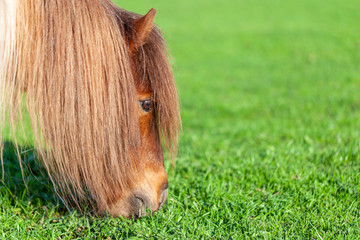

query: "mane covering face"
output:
0 0 180 218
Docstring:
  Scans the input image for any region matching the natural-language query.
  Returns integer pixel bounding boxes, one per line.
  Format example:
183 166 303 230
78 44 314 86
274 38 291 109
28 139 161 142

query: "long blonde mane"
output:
0 0 180 214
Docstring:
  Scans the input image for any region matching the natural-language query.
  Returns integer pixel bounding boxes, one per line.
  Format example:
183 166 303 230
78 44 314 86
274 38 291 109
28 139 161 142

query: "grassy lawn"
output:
1 0 360 238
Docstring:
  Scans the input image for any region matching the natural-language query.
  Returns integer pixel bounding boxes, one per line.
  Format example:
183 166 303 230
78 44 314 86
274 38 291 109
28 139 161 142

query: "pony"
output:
0 0 180 218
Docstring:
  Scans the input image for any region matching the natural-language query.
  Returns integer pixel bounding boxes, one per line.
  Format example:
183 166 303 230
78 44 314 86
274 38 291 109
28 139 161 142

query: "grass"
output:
1 0 360 238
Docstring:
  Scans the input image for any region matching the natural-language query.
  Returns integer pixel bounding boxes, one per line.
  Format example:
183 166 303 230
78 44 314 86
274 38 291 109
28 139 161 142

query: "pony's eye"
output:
139 100 154 112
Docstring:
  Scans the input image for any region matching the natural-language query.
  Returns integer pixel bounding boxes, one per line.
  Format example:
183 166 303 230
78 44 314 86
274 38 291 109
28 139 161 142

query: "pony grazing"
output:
0 0 180 218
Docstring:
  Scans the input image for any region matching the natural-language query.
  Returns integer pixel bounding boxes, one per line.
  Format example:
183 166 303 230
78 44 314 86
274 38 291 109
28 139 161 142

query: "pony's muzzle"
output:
132 184 168 218
107 175 169 218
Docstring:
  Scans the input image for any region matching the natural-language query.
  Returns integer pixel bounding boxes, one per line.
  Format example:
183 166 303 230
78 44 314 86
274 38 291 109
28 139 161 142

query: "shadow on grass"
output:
0 142 170 238
0 141 66 212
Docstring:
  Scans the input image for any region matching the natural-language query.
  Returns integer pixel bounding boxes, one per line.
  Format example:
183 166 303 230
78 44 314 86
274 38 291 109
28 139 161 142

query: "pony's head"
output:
0 0 180 218
106 8 180 217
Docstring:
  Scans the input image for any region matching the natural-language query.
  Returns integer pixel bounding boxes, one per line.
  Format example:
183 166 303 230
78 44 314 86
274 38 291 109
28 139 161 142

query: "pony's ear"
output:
130 8 157 53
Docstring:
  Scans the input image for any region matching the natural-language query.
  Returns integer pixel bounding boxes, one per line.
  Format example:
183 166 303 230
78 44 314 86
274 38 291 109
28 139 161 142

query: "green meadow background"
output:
1 0 360 238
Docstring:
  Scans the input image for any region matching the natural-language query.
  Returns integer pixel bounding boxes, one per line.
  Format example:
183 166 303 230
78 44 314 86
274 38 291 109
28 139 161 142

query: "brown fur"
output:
0 0 180 216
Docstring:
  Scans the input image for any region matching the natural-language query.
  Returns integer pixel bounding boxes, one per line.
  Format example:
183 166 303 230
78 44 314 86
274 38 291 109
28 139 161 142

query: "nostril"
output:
131 185 168 218
159 189 168 208
133 195 147 218
161 181 169 191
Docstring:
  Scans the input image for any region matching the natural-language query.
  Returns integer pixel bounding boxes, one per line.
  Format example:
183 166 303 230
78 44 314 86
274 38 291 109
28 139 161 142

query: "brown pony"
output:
0 0 180 218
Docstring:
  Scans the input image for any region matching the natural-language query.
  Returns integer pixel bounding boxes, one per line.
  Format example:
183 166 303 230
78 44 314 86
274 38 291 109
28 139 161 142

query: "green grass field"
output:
1 0 360 238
